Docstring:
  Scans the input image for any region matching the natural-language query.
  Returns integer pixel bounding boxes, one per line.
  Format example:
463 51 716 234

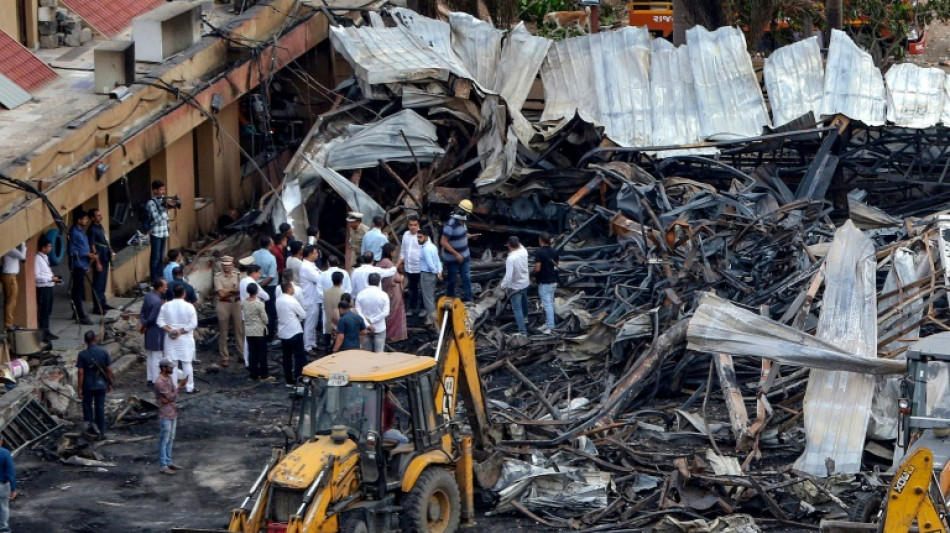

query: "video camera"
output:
163 195 182 209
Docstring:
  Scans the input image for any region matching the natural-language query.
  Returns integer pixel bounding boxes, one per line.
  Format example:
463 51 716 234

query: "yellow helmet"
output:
459 199 474 213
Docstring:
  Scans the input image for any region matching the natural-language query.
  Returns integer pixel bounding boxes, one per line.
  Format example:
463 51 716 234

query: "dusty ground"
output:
907 20 950 68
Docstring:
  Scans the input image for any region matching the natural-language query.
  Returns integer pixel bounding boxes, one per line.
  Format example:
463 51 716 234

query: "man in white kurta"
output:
351 252 397 299
298 245 323 353
157 285 199 393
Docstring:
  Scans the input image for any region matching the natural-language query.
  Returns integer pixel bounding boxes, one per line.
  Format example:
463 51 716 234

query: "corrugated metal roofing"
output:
541 26 652 148
390 8 473 80
763 36 824 128
885 63 945 129
687 26 770 138
60 0 163 37
324 109 445 170
649 39 715 157
0 72 31 110
822 29 886 126
0 30 57 93
494 24 550 112
449 12 503 89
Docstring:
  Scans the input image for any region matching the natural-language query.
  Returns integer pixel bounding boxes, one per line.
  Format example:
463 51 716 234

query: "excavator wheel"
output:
341 517 368 533
848 491 883 523
400 468 461 533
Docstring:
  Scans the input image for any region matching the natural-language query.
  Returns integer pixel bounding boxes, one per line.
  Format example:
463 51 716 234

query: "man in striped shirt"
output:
440 200 474 301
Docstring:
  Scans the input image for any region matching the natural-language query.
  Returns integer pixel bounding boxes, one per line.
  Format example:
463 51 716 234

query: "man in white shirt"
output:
1 242 25 330
285 241 304 282
351 252 397 299
35 236 61 341
239 264 269 366
497 236 530 335
298 245 323 353
276 282 307 386
157 284 199 393
355 273 389 352
400 215 423 317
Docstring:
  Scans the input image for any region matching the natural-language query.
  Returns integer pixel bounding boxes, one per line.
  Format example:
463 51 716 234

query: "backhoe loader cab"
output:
217 297 492 533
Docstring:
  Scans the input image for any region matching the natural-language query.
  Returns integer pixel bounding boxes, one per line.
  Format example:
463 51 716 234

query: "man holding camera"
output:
146 180 180 283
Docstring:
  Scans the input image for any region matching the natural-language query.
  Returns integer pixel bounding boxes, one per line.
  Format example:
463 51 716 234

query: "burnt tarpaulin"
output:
300 155 385 222
324 109 444 170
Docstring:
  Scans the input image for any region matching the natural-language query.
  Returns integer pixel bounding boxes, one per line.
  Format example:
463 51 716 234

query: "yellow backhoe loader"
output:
175 296 498 533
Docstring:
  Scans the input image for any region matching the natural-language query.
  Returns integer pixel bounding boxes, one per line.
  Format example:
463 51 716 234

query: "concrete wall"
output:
0 0 21 43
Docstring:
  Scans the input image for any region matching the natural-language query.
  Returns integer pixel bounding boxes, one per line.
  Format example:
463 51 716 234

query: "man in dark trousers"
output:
333 300 366 352
0 436 17 533
68 208 95 325
141 278 167 385
534 232 560 334
87 208 116 314
155 358 186 475
77 330 113 438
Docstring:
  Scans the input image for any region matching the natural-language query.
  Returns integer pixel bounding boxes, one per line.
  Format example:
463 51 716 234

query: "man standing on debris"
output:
146 180 174 283
356 273 390 352
166 267 198 304
155 358 186 475
346 212 369 270
535 232 559 334
319 256 349 348
141 278 167 385
163 248 183 284
87 208 115 315
35 236 61 342
252 236 279 342
213 256 242 367
351 252 397 298
401 215 423 318
68 208 96 325
333 300 365 352
77 330 113 438
1 241 25 330
361 215 388 262
298 245 322 353
276 281 307 386
0 436 17 530
158 284 199 393
498 236 530 335
417 228 442 325
239 263 269 367
441 199 474 302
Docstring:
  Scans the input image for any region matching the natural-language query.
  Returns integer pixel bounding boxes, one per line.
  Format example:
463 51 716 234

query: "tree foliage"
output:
843 0 950 65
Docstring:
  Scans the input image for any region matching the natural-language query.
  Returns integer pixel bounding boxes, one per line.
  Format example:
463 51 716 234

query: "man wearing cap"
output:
346 212 369 270
361 215 388 263
440 199 475 301
155 358 187 475
158 284 199 393
213 256 242 367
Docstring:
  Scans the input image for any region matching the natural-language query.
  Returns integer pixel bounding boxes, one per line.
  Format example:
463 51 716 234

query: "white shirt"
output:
35 252 55 287
286 256 303 281
319 266 352 295
2 243 26 275
157 298 198 362
240 276 270 302
400 231 422 274
281 282 306 308
276 292 307 339
501 246 530 291
356 285 390 333
299 260 323 309
351 265 397 299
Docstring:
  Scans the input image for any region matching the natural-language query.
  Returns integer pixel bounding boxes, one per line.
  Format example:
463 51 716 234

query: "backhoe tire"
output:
400 468 461 533
341 517 368 533
849 491 883 523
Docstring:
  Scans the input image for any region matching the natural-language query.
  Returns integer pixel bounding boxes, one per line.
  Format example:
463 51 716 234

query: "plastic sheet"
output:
686 26 770 138
795 220 877 476
687 293 903 375
763 37 824 128
324 109 444 170
540 26 652 147
822 30 886 126
885 63 946 128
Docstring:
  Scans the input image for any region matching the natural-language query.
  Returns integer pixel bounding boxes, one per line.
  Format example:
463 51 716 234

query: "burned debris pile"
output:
261 7 950 531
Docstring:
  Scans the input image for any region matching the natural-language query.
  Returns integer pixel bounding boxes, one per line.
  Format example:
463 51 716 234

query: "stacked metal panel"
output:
325 109 445 170
822 29 886 126
885 63 946 129
649 39 715 157
449 12 504 89
494 24 551 112
686 26 770 138
541 26 652 147
763 37 824 128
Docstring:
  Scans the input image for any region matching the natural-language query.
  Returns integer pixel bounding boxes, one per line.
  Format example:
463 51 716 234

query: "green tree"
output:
844 0 950 66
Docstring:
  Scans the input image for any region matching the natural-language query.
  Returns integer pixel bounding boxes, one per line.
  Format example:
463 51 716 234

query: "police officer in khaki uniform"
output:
346 212 369 271
213 256 243 366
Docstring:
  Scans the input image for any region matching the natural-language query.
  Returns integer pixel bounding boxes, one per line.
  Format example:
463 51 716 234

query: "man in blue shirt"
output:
77 330 114 438
163 248 183 284
361 215 388 262
68 208 95 325
417 228 442 325
0 436 17 533
333 300 366 352
87 208 115 315
165 267 198 304
252 236 279 341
